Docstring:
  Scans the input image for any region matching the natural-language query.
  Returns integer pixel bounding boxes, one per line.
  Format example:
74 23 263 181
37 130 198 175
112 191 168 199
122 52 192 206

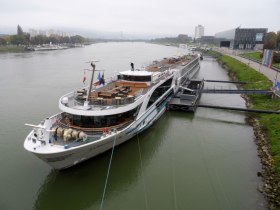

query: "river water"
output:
0 43 266 210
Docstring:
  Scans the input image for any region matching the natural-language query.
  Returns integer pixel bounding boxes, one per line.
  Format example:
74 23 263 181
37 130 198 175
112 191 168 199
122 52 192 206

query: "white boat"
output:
34 44 68 51
24 55 200 169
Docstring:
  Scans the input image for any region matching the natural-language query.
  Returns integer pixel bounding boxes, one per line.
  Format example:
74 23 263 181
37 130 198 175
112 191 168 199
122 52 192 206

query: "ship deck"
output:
60 54 198 112
73 80 151 107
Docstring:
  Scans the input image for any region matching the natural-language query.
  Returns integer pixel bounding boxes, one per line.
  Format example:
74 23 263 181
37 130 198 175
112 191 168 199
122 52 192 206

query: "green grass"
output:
204 50 222 58
275 63 280 68
241 52 262 62
241 51 280 69
218 54 280 172
0 45 25 53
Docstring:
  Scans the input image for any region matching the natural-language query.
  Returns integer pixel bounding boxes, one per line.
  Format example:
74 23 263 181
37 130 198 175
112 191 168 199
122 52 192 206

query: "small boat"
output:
24 54 200 169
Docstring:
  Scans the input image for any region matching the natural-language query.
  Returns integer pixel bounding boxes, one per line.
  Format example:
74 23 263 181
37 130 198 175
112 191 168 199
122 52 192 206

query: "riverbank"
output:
0 45 25 53
210 51 280 209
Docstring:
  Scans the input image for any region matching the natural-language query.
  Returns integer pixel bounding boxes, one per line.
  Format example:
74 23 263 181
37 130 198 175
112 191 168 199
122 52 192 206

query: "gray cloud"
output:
0 0 279 36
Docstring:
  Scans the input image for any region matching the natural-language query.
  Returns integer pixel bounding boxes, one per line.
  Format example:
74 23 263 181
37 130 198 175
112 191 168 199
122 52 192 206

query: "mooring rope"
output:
168 132 178 210
137 134 149 210
99 134 117 210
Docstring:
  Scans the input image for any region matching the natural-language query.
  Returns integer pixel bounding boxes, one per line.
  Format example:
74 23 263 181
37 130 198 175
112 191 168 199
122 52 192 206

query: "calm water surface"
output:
0 43 266 210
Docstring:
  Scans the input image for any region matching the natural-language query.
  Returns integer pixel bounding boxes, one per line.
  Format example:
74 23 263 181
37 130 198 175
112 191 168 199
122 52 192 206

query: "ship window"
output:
72 115 82 126
70 105 141 128
118 74 151 82
147 78 172 109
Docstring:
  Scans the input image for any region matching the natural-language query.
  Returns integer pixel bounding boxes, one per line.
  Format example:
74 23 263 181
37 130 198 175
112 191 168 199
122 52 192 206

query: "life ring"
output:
102 127 109 134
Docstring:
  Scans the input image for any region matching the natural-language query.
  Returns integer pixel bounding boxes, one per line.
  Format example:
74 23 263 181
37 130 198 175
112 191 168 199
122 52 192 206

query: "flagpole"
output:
87 63 96 101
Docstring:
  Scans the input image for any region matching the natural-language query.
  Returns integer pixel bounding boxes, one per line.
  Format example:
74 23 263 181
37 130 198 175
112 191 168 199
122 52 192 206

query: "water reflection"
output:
34 114 172 210
195 115 247 126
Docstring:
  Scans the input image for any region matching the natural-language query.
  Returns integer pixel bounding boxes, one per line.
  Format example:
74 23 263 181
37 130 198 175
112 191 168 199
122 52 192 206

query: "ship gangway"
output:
168 79 278 114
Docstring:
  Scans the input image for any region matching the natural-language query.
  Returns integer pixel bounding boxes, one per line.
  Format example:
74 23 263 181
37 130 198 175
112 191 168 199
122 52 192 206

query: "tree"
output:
177 34 191 43
30 35 48 45
5 36 12 44
277 31 280 50
48 35 59 44
0 38 7 45
70 35 85 43
264 32 277 49
60 36 70 43
17 25 24 35
11 35 28 45
25 33 30 42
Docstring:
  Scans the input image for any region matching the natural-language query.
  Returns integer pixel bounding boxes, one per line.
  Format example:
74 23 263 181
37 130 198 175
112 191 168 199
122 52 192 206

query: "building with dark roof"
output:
215 27 267 50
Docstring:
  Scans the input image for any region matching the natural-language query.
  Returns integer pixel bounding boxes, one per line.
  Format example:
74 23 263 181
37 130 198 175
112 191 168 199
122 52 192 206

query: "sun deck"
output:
60 80 151 111
146 55 195 72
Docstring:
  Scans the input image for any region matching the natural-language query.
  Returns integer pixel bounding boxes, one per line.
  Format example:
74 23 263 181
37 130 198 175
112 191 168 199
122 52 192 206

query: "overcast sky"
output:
0 0 279 37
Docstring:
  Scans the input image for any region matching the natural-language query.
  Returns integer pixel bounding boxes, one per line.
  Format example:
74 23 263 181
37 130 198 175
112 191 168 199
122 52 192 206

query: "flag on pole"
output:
100 73 105 85
262 49 274 68
83 71 86 84
97 72 101 85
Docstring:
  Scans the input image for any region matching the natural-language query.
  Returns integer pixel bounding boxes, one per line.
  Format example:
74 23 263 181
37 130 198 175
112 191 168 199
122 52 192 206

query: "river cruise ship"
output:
24 54 200 169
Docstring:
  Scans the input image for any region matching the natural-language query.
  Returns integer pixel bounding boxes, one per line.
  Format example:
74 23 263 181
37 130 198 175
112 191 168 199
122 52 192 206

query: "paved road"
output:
216 48 280 84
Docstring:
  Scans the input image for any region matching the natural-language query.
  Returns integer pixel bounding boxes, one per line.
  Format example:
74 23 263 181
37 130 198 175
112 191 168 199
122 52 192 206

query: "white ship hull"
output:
25 100 169 169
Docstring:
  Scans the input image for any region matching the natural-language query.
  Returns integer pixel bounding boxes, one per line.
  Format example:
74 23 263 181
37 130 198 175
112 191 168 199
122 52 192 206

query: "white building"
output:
195 25 204 39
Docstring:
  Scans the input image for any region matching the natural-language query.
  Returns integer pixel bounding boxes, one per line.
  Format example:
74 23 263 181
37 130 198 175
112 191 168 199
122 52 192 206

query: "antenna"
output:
85 60 99 63
86 61 99 102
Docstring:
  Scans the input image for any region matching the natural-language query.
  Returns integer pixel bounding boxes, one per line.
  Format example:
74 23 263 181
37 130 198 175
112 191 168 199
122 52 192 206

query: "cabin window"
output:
147 78 173 109
118 75 151 82
69 105 140 128
72 115 82 126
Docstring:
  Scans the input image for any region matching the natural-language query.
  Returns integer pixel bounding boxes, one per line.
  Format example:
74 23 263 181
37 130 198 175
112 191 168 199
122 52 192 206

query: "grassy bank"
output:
205 50 223 58
241 52 262 62
0 45 25 53
241 51 280 69
216 54 280 172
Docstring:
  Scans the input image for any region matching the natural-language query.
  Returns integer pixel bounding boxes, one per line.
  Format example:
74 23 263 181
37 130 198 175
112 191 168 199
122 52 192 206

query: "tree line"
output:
150 34 192 44
0 25 86 46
